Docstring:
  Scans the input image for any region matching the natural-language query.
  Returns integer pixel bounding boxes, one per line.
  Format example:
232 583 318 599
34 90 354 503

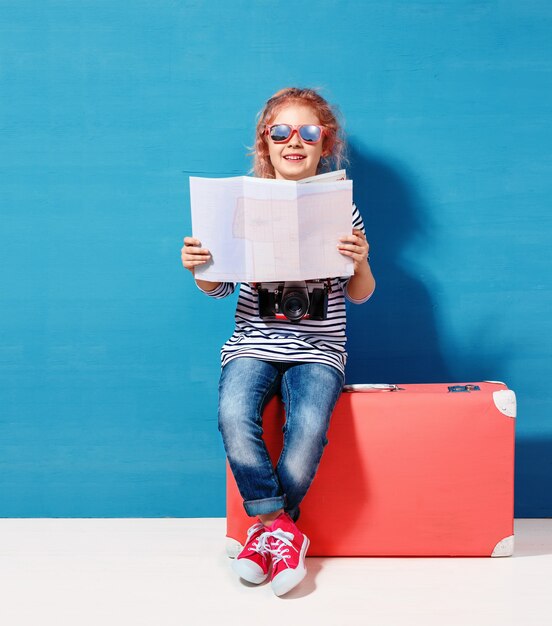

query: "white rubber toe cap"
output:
271 566 307 596
231 558 268 585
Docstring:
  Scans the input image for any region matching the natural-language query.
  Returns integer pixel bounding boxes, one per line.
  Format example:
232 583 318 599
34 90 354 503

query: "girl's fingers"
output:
182 250 209 257
338 231 369 268
181 245 211 265
181 246 210 256
181 236 211 272
186 259 209 267
183 238 211 252
338 243 364 253
182 259 209 270
183 259 208 266
339 236 363 247
184 236 201 247
338 241 360 248
340 230 368 244
340 250 366 265
338 243 368 262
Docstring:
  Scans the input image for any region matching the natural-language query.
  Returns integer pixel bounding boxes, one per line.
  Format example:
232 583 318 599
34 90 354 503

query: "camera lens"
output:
282 290 309 322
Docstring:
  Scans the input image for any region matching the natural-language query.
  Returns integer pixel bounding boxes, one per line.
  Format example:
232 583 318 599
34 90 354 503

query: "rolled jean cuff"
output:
243 496 286 517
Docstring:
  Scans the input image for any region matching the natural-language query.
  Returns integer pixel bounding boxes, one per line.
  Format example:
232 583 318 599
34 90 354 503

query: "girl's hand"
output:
181 237 212 274
338 229 370 274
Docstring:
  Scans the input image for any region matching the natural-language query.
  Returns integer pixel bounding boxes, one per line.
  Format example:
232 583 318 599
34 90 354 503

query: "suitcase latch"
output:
448 384 481 393
342 384 404 393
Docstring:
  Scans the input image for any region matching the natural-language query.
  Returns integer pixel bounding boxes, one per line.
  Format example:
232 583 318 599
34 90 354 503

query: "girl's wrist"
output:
354 257 371 276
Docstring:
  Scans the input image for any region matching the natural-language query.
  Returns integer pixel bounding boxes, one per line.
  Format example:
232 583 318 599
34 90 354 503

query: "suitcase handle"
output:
342 384 403 393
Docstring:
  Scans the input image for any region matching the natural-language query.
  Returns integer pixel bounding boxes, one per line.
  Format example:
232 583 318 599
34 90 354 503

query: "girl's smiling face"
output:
266 103 326 181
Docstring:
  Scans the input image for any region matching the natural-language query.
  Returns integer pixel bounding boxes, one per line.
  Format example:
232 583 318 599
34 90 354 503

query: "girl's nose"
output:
287 128 303 145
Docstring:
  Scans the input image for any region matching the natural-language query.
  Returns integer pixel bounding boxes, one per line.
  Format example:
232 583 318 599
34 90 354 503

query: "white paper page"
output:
299 169 347 184
297 181 354 280
190 176 354 282
190 176 245 282
240 177 300 282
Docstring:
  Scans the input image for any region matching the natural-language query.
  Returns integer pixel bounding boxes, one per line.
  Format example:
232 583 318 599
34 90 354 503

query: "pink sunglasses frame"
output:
264 123 326 144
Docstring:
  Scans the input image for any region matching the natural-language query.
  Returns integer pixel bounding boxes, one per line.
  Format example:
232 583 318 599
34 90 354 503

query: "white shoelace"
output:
260 528 298 567
245 522 270 556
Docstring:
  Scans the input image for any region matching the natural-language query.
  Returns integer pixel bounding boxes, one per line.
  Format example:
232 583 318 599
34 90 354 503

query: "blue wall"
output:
1 1 550 517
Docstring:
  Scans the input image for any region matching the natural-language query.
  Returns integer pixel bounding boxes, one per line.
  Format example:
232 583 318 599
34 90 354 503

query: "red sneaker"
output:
231 521 271 584
263 513 310 596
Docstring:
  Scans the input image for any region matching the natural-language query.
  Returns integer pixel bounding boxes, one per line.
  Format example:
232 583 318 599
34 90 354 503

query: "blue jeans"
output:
218 357 344 521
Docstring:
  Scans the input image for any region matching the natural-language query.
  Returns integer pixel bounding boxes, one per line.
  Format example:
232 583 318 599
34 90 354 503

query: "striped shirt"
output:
198 204 373 375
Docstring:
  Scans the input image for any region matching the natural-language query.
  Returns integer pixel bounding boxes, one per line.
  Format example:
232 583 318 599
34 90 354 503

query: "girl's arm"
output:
338 228 375 302
195 278 222 292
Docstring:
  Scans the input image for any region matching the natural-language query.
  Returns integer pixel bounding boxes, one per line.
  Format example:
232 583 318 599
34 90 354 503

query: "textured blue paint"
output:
1 1 551 516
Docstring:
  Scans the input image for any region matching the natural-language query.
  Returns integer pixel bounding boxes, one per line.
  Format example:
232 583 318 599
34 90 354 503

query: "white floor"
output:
0 519 550 626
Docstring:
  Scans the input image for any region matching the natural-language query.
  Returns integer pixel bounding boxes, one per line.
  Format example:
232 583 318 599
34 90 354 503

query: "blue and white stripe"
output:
198 204 372 375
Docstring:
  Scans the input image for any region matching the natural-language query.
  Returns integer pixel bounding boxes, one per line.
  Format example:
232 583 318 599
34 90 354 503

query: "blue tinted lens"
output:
299 125 322 143
270 125 292 142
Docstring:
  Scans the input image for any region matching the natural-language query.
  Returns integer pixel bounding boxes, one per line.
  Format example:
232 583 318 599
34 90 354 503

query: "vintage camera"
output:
255 280 330 323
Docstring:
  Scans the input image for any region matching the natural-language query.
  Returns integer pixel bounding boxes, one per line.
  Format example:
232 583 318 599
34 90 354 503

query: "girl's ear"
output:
322 135 335 158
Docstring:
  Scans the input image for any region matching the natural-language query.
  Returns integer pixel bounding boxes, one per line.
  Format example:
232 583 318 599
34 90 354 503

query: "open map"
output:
190 172 353 283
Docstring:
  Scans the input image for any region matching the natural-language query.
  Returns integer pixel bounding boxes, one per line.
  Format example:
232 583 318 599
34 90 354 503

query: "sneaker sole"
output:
271 534 310 597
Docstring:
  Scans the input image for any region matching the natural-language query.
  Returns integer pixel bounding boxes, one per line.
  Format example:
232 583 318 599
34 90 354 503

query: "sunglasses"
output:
265 124 326 144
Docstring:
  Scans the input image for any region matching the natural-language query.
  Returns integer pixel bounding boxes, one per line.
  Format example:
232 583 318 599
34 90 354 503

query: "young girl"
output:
181 87 375 596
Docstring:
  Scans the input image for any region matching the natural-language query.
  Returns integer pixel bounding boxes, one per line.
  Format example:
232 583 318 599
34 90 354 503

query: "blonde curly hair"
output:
250 87 347 179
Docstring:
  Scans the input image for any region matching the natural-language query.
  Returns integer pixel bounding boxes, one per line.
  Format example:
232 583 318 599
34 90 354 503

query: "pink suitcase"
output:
226 381 516 557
